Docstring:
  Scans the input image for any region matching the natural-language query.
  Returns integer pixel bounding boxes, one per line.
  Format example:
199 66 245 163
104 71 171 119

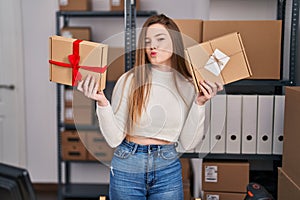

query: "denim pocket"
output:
114 145 132 159
159 148 178 160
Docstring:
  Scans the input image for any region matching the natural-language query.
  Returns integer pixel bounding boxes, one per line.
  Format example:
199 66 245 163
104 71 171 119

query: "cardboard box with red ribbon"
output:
184 32 252 92
49 35 108 91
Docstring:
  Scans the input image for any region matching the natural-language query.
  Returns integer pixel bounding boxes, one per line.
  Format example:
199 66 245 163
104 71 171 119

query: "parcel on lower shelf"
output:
49 35 108 91
184 32 252 92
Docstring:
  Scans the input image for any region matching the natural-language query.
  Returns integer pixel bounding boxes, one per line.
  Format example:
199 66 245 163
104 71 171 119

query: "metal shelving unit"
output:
55 2 157 199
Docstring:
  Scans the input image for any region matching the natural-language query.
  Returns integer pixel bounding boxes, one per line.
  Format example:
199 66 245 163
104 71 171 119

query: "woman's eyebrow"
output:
154 33 167 37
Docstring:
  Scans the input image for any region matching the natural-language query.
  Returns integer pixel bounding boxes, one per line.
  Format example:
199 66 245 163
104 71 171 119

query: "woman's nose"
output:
150 41 158 49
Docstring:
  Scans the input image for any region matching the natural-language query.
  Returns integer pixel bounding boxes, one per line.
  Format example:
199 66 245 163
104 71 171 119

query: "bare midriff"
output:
125 135 173 145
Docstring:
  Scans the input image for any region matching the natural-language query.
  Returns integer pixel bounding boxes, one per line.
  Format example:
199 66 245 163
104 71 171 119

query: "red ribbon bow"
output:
49 39 107 86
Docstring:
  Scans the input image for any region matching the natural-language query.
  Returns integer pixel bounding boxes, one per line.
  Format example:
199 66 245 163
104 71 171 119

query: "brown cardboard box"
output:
49 35 108 91
282 87 300 186
185 32 252 92
278 167 300 200
202 161 249 193
180 158 191 181
64 106 94 125
183 180 191 200
203 191 246 200
61 130 87 160
64 88 94 107
107 47 125 81
110 0 140 11
85 131 114 162
174 19 203 48
202 20 282 79
61 27 92 41
59 0 91 11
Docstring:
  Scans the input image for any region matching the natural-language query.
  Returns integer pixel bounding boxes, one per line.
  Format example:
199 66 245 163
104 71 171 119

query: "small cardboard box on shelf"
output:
64 106 94 125
203 191 246 200
110 0 140 11
202 161 249 193
64 88 94 107
49 35 108 91
59 0 92 11
185 32 252 93
107 47 125 82
174 19 203 48
60 27 92 41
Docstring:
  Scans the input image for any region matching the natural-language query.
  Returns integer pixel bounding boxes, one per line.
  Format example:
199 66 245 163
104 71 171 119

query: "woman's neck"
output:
152 64 172 72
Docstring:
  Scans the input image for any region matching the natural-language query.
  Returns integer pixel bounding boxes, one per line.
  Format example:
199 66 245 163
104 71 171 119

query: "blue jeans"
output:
109 139 183 200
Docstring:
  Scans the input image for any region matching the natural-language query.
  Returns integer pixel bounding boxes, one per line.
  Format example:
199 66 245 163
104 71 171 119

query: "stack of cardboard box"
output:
85 131 114 162
202 161 249 200
64 89 95 125
61 130 88 160
277 87 300 199
61 130 114 162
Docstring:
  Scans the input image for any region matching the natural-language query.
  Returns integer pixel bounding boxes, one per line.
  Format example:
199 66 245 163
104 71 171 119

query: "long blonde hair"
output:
124 14 192 133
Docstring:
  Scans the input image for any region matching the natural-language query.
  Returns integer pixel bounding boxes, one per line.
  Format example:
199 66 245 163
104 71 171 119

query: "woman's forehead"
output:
146 23 170 37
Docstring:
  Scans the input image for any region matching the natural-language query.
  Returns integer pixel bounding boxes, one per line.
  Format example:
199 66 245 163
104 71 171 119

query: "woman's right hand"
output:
77 75 109 107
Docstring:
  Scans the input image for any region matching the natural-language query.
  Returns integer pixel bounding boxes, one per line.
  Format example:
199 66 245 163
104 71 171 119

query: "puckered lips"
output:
150 51 157 57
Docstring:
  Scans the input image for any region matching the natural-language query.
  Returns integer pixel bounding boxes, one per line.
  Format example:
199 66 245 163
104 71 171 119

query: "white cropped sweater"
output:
96 68 205 151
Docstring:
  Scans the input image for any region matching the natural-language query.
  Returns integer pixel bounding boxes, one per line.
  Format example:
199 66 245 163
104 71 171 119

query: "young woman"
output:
78 14 223 200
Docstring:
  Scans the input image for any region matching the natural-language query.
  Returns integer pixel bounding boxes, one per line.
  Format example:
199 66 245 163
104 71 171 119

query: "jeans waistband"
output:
121 139 176 153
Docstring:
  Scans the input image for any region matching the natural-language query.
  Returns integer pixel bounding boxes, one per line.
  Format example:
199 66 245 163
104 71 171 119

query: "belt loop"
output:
148 145 151 154
131 143 138 154
174 142 178 147
157 145 161 157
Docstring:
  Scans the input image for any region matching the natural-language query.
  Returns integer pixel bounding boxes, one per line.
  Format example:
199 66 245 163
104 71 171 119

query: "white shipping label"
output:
61 31 73 38
207 194 220 200
112 0 121 6
65 108 73 120
205 166 218 182
205 49 230 76
60 0 68 6
65 90 73 102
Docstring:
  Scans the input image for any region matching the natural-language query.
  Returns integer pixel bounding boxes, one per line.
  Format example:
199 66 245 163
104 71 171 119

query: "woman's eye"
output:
145 40 151 45
157 38 165 42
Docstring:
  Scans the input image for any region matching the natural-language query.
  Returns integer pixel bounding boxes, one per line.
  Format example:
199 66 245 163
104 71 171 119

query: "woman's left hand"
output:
195 80 223 106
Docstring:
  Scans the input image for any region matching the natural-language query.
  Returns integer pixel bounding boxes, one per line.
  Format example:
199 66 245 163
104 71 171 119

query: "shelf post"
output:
124 0 137 72
289 0 299 85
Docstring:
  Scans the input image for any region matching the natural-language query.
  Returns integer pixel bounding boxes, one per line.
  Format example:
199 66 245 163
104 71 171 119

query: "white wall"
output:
21 0 279 187
209 0 277 20
21 0 58 182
